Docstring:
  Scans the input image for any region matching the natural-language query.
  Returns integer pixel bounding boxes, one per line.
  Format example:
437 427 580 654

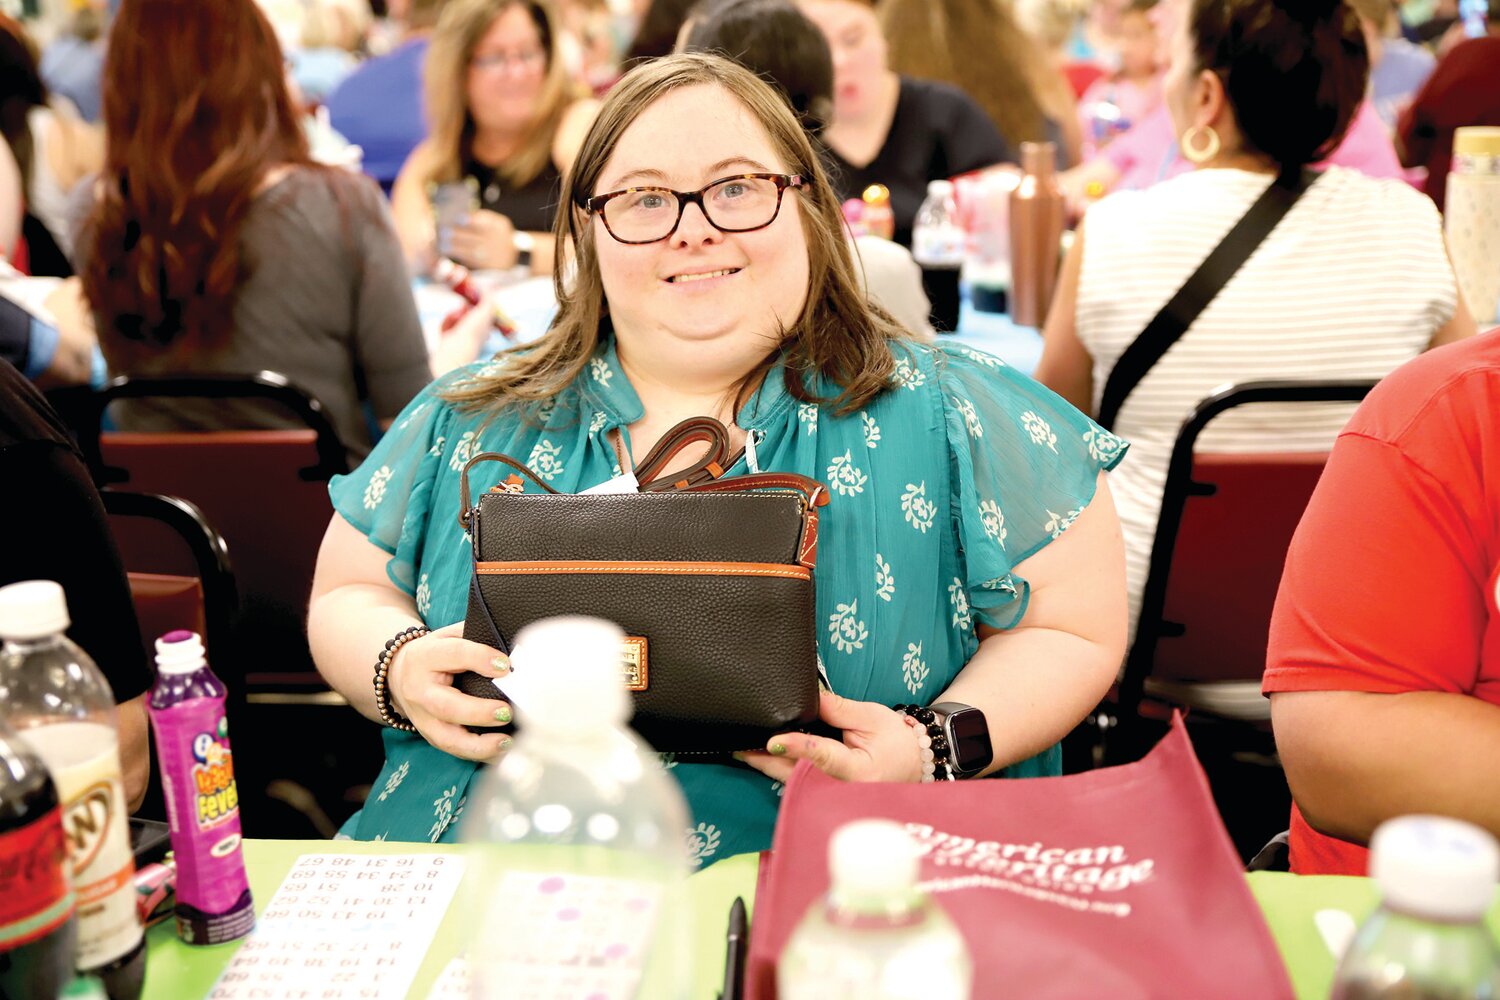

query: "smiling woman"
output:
307 53 1132 862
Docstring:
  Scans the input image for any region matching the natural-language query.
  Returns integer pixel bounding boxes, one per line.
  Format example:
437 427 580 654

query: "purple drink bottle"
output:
147 631 254 945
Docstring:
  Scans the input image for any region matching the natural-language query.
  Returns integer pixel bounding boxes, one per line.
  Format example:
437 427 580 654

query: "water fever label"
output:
190 722 240 830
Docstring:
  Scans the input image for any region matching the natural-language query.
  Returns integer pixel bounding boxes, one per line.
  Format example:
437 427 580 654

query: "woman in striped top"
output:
1035 0 1476 638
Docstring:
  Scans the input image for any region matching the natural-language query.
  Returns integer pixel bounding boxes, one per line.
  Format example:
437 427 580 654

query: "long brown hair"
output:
80 0 313 358
424 0 578 190
444 53 911 420
881 0 1054 147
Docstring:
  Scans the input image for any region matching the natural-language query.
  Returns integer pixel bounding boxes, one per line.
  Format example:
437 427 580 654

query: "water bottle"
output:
960 168 1019 315
862 184 895 241
1009 141 1066 329
0 718 78 1000
1330 815 1500 1000
0 582 144 1000
778 819 972 1000
1445 127 1500 326
461 617 693 999
911 179 964 333
147 631 254 946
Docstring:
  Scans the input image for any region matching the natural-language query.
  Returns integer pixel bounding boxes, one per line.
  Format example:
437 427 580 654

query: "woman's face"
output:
466 4 549 136
591 84 811 363
800 0 886 123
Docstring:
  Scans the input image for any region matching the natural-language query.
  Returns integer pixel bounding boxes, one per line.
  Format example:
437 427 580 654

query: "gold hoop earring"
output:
1181 124 1221 164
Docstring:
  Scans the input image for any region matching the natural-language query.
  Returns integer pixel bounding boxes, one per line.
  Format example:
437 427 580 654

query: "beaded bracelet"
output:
894 704 955 781
373 626 429 732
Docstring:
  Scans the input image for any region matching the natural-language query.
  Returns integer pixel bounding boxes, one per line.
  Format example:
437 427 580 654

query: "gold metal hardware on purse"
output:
622 636 648 691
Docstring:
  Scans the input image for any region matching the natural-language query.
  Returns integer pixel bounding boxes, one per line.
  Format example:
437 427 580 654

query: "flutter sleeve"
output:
936 343 1128 629
328 367 474 594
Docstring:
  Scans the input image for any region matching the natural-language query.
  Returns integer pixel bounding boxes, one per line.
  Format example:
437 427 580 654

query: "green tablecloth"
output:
145 841 1500 999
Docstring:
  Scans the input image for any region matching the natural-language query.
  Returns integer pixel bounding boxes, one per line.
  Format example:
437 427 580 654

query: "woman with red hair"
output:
75 0 461 465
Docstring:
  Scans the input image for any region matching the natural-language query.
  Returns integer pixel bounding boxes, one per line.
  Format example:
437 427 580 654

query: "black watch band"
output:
928 701 994 778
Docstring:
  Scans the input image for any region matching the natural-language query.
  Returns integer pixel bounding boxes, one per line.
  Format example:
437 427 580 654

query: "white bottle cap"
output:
155 630 207 675
926 179 954 199
508 616 630 737
0 580 70 640
829 819 920 901
1370 815 1500 922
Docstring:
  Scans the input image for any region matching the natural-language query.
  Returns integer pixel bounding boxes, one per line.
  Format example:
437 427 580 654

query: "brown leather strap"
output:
633 417 730 489
459 452 558 529
683 473 829 510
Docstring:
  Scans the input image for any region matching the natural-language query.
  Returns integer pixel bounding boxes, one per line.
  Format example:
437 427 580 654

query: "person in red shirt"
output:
1263 328 1500 876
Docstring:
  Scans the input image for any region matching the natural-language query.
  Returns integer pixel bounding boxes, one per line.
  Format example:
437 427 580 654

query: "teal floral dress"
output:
330 338 1126 866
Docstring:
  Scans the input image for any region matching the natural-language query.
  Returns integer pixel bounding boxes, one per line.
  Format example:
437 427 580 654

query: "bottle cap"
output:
1454 126 1500 157
1370 815 1500 921
0 580 70 640
508 616 630 736
861 183 891 205
155 630 207 675
926 179 955 199
829 819 920 901
1019 141 1058 176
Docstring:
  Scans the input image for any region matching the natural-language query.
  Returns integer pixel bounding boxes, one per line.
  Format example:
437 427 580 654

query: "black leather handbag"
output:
452 417 829 755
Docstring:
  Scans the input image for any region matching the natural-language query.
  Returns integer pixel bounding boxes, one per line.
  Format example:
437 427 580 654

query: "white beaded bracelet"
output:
902 714 937 783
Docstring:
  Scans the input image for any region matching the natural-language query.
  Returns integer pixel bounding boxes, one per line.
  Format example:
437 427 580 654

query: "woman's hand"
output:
386 622 515 762
449 209 519 271
739 690 923 784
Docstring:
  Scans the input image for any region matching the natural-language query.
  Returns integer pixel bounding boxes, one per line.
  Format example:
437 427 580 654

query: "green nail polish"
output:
492 655 510 673
731 751 746 762
769 742 787 756
493 704 512 724
499 735 513 751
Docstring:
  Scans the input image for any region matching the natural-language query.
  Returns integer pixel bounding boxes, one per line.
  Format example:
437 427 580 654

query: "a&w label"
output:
22 722 142 967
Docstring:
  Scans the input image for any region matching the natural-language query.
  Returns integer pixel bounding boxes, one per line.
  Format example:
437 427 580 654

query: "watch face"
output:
948 709 993 773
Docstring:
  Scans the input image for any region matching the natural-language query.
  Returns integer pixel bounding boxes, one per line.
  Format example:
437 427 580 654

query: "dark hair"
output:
1189 0 1368 167
683 0 834 135
0 16 45 200
623 0 699 64
1126 0 1158 13
82 0 315 358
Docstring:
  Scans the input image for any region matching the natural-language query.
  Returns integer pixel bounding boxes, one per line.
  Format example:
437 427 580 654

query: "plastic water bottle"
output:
461 617 693 999
0 717 78 1000
778 819 972 1000
147 631 254 945
0 582 144 1000
961 168 1019 315
1330 815 1500 1000
912 179 964 333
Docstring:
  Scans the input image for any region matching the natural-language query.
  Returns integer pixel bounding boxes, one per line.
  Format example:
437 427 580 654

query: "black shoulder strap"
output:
1095 166 1318 431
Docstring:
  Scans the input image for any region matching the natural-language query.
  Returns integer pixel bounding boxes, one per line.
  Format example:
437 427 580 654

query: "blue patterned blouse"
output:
329 337 1126 866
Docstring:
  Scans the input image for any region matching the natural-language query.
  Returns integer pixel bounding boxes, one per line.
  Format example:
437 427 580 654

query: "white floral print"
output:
902 641 929 696
828 599 868 653
362 466 392 510
979 499 1008 548
1020 411 1059 453
395 401 427 432
427 435 446 458
448 431 479 472
376 760 409 803
826 450 869 496
415 574 432 618
894 356 927 390
429 785 459 842
954 396 984 439
874 553 896 602
589 410 609 434
901 481 937 533
589 356 613 387
948 578 972 631
527 439 566 481
1044 507 1083 539
1083 426 1127 465
686 822 721 868
797 402 818 435
861 411 882 449
956 346 1005 369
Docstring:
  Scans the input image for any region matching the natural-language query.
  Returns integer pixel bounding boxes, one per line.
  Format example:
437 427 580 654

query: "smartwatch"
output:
513 231 535 270
928 702 993 778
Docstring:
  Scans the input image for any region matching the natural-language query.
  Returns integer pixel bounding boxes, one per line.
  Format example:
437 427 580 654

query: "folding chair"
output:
1099 379 1378 765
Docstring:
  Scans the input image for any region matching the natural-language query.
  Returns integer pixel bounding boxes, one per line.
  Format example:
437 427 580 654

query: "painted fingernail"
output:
499 735 513 751
493 704 512 724
731 751 747 762
769 742 787 756
491 655 511 674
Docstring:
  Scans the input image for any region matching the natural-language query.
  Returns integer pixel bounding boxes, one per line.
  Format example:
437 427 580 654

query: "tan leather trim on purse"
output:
475 560 811 581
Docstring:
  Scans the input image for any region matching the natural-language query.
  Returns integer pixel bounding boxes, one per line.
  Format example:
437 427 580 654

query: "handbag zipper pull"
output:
745 428 761 474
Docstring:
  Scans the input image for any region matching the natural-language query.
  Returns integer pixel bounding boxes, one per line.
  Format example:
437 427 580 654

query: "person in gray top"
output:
74 0 437 465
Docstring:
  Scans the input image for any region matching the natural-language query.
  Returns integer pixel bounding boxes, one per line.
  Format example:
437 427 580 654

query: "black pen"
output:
719 895 748 1000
